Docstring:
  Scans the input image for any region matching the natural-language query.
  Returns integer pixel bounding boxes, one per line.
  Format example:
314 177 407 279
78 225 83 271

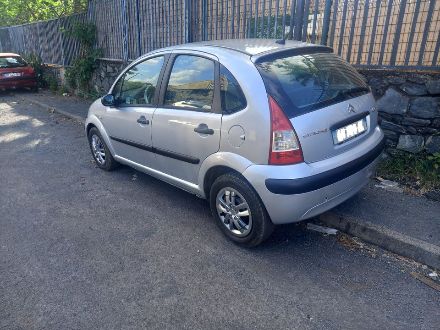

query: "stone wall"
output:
41 59 127 95
91 58 128 94
359 70 440 155
44 64 65 84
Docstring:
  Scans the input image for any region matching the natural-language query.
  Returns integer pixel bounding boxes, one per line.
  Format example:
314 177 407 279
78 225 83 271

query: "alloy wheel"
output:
91 134 106 165
216 187 252 237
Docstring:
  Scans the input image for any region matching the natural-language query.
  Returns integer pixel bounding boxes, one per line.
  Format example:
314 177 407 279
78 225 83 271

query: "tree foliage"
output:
0 0 88 27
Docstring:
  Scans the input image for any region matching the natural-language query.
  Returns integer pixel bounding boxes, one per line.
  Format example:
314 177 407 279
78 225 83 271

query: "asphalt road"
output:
1 94 439 330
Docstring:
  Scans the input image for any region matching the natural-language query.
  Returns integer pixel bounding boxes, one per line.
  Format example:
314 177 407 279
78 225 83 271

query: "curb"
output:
319 212 440 270
22 96 85 124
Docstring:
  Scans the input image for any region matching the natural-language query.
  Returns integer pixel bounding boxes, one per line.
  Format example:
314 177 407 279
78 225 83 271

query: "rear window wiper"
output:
339 86 370 97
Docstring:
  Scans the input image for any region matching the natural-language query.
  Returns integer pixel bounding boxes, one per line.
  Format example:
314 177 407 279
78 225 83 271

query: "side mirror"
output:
101 94 115 107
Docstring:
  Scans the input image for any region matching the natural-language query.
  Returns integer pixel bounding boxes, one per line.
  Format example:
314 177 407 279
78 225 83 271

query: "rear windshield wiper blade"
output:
339 86 370 96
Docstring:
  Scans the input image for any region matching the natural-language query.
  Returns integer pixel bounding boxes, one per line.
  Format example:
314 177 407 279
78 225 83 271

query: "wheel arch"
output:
85 115 116 156
86 122 97 136
203 166 240 199
199 152 254 199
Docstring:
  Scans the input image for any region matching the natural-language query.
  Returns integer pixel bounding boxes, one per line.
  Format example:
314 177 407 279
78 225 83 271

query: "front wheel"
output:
88 127 119 171
209 173 274 247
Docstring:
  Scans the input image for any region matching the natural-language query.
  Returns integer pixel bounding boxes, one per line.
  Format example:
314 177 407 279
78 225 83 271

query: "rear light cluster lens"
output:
25 67 35 76
268 96 303 165
273 131 299 151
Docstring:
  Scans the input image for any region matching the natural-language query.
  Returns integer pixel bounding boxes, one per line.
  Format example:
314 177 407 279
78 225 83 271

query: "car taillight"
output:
268 96 303 165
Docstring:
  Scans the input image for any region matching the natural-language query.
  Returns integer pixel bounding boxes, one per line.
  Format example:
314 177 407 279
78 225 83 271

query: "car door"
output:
102 55 167 167
151 52 222 184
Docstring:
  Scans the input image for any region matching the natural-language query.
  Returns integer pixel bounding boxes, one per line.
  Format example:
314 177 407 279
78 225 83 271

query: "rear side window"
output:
255 53 369 118
220 65 247 114
164 55 215 111
0 56 27 68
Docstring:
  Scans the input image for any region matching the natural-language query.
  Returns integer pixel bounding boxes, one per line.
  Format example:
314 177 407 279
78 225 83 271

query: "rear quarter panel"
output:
214 50 271 166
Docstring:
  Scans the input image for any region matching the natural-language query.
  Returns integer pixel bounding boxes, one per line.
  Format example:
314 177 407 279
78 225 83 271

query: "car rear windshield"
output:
255 52 369 118
0 56 27 69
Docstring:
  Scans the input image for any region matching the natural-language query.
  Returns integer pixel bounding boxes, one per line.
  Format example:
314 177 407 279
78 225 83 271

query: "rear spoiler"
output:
252 46 333 64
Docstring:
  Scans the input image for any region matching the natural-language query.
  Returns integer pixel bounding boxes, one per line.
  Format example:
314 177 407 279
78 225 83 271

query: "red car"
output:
0 53 37 91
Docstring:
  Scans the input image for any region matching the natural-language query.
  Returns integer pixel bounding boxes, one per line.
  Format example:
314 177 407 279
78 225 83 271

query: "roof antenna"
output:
275 38 285 45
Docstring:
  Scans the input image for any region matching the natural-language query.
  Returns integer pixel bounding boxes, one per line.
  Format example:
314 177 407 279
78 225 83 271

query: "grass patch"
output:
377 151 440 192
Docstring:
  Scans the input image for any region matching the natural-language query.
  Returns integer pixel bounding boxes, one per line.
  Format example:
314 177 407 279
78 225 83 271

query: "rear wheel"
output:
88 127 119 171
209 173 274 247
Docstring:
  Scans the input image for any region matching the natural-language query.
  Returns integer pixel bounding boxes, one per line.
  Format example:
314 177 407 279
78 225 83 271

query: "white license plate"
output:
333 118 367 145
3 72 22 78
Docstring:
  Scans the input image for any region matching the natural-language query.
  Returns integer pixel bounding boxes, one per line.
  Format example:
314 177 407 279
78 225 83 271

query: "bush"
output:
63 22 101 94
23 53 46 87
65 49 101 91
45 74 58 92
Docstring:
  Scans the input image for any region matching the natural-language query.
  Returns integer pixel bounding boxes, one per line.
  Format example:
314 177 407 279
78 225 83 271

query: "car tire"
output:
88 127 119 171
209 173 274 247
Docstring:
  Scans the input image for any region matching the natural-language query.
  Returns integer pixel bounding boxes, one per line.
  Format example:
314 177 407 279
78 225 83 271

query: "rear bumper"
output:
265 136 385 194
242 127 384 224
0 77 37 89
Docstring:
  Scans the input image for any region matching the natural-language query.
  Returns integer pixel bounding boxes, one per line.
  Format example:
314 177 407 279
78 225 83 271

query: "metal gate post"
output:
293 0 305 41
87 0 95 20
321 0 332 45
121 0 129 61
203 0 208 41
288 0 297 40
135 0 142 56
184 0 192 43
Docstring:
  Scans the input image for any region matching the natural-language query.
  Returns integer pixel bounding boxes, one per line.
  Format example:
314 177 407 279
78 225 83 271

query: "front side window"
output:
164 55 214 111
220 65 247 114
114 56 164 106
256 52 369 117
0 56 27 68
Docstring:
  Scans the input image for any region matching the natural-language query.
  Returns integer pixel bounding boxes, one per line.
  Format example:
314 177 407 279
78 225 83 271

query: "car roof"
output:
0 53 21 57
163 39 332 57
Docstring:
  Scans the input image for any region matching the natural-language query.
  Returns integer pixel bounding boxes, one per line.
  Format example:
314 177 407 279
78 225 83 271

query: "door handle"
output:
194 123 214 135
137 116 149 125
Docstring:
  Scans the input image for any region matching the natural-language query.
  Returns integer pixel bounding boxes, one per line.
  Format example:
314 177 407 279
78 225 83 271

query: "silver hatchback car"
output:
85 39 384 246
